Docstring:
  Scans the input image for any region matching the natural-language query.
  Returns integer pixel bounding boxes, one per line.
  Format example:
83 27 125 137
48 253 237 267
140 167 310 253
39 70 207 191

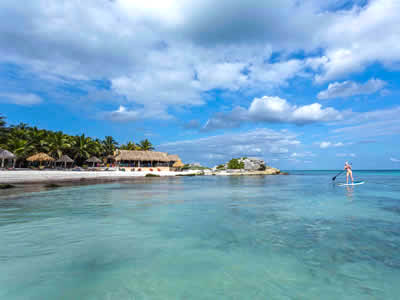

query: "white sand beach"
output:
0 170 202 184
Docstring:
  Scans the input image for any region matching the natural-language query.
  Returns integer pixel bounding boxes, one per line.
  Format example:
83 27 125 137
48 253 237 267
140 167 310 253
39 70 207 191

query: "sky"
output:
0 0 400 169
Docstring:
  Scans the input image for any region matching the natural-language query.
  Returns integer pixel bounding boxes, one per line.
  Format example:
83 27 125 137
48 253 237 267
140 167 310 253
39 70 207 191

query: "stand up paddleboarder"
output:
344 161 354 184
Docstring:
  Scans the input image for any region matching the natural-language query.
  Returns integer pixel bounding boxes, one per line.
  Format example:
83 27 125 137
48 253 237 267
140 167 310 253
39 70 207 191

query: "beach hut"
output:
26 153 55 168
86 156 101 167
172 159 184 171
0 149 16 168
56 155 74 169
115 150 171 170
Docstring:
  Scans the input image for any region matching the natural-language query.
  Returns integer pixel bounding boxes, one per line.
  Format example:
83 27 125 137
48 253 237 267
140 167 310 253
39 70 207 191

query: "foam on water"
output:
1 171 400 299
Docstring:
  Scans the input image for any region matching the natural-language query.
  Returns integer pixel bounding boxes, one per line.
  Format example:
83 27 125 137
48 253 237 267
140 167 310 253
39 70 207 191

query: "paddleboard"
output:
337 181 365 186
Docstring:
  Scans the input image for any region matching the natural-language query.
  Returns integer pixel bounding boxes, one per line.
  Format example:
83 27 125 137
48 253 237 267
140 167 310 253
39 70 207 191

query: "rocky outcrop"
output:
239 157 267 171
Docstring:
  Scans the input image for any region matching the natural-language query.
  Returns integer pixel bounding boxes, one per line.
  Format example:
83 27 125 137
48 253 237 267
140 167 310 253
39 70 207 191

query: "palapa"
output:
172 160 184 168
26 153 55 167
27 153 55 162
167 154 180 162
0 149 16 168
56 155 74 168
115 150 170 162
86 156 101 167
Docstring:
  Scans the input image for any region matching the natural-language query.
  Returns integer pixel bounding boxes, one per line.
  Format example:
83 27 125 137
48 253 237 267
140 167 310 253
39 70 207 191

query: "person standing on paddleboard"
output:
344 162 354 184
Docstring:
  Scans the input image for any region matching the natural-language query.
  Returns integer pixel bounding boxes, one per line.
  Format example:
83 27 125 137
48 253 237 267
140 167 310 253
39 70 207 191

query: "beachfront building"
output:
114 150 181 171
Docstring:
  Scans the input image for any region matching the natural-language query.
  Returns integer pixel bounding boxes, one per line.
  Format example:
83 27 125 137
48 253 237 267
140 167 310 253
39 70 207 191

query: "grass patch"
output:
0 184 16 189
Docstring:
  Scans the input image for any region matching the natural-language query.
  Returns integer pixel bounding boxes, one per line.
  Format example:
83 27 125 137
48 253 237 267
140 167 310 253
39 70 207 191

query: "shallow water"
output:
1 171 400 299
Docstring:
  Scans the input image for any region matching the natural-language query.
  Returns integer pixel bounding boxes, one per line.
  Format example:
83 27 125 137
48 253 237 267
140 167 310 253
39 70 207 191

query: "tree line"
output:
0 115 155 166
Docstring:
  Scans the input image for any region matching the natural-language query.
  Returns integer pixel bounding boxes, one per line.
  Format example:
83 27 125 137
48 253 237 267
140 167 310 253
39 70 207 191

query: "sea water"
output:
1 171 400 299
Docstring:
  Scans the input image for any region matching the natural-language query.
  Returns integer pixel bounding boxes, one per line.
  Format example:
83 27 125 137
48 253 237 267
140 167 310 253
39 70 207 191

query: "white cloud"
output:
314 0 400 82
204 96 343 130
332 106 400 138
159 128 301 166
390 157 400 162
336 153 356 157
0 93 42 105
101 105 171 122
317 78 387 99
291 152 315 158
0 0 399 121
319 141 344 149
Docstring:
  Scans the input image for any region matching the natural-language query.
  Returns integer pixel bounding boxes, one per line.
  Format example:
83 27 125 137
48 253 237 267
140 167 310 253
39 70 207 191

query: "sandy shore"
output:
0 170 202 184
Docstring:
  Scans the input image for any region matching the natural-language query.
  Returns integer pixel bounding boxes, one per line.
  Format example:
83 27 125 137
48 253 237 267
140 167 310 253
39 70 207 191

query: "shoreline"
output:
0 170 202 185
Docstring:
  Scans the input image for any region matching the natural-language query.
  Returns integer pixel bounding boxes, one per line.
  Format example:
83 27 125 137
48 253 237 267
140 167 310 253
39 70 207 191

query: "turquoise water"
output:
1 171 400 299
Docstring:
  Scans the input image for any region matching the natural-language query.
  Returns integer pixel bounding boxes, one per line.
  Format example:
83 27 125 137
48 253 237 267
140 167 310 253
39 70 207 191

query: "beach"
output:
0 170 202 184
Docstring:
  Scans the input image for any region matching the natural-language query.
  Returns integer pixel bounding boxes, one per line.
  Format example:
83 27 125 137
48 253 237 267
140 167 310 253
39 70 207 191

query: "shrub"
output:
216 164 225 170
227 158 244 169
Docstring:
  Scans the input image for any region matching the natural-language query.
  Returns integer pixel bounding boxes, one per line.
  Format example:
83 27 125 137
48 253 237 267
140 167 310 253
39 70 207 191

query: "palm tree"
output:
137 139 154 151
46 131 71 159
71 134 96 164
27 127 48 153
120 141 137 150
102 136 118 156
0 115 7 146
5 136 32 167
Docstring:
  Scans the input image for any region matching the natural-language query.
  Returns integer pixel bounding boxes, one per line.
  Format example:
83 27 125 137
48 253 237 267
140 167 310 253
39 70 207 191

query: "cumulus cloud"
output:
319 141 344 149
204 96 343 130
0 93 42 105
332 106 400 138
0 0 399 121
314 0 400 82
317 78 387 99
101 105 171 122
159 128 300 166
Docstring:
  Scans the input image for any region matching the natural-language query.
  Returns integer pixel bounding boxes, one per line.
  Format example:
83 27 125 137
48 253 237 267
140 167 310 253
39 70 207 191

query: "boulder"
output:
239 157 267 171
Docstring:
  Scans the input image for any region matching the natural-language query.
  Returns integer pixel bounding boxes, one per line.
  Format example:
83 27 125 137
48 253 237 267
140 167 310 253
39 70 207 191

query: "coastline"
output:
0 167 283 184
0 170 202 185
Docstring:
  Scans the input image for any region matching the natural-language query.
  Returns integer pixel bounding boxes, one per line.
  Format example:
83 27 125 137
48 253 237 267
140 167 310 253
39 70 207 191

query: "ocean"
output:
1 171 400 299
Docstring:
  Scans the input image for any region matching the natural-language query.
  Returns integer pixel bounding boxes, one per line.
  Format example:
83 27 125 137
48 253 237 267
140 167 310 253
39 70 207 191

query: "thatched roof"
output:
115 150 171 162
56 155 74 163
86 156 101 163
173 160 184 168
0 149 15 159
167 154 180 162
27 153 55 162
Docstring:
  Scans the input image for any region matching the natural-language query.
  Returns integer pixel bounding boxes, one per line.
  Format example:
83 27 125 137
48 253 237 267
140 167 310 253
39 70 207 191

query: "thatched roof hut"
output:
27 153 55 162
115 150 170 162
172 160 184 168
0 149 15 159
56 155 74 163
167 154 180 162
56 155 74 168
0 149 16 168
86 156 101 163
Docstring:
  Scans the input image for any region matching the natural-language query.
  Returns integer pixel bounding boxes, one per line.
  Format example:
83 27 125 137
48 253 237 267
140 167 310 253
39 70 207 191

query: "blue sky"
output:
1 0 400 169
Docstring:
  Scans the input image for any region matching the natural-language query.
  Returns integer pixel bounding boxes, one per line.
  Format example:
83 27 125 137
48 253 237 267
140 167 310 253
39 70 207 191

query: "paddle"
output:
332 162 352 181
332 170 344 181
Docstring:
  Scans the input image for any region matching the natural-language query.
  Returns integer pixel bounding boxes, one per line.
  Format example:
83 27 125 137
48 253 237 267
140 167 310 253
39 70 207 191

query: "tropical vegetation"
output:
0 115 155 167
227 158 245 170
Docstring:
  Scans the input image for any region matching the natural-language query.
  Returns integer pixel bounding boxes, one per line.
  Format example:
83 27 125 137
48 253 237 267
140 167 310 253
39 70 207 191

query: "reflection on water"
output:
1 172 400 299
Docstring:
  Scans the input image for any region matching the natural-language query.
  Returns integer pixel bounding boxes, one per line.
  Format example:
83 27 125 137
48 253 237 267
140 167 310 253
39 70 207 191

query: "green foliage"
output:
137 139 154 151
227 158 244 170
102 136 118 155
0 114 155 167
216 164 226 170
145 173 160 177
120 141 137 150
